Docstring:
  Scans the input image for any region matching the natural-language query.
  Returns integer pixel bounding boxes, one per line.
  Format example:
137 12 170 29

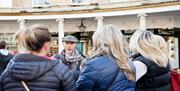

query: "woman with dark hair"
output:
0 41 14 75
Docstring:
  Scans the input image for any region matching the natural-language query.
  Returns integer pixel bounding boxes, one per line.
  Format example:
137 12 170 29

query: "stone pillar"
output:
137 13 147 30
95 16 104 31
17 19 26 53
168 37 178 68
175 38 180 68
56 18 64 53
17 19 26 30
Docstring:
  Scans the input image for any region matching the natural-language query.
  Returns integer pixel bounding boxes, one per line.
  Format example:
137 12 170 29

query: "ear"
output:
43 42 50 51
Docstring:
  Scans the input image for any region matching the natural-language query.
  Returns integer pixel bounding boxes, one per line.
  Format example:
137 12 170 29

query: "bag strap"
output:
21 81 30 91
78 51 86 58
104 69 119 91
76 61 81 71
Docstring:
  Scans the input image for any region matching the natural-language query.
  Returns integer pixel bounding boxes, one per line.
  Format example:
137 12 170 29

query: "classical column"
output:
168 37 177 68
95 16 104 31
137 13 147 30
56 18 64 53
17 19 26 30
175 38 179 68
178 37 180 68
17 19 27 53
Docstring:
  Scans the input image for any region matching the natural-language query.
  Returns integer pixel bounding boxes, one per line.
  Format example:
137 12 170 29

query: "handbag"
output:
21 81 30 91
171 68 180 91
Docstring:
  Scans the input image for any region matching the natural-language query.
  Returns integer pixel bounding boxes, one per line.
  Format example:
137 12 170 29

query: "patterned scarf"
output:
60 49 85 70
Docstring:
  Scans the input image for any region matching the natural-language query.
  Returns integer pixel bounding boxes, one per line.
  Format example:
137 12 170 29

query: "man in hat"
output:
53 35 86 80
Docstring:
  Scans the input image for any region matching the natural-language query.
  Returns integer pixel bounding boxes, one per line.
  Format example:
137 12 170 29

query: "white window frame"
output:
111 0 131 2
72 0 94 3
32 0 49 6
0 0 12 8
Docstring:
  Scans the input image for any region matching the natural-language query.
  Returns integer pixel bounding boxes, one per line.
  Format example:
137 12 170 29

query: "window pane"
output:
72 0 81 3
72 0 93 3
111 0 130 2
0 0 12 7
82 0 93 3
32 0 49 5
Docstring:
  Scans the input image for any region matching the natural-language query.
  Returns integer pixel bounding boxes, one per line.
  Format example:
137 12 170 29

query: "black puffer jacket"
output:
133 54 170 91
0 54 76 91
0 51 14 75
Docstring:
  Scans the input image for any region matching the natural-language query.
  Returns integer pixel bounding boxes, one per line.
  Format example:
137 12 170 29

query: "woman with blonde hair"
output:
76 24 136 91
129 30 170 91
0 24 76 91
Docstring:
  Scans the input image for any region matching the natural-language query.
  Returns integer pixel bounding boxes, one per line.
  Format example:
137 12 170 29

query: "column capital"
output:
137 13 147 17
95 16 104 20
56 18 64 22
17 19 26 23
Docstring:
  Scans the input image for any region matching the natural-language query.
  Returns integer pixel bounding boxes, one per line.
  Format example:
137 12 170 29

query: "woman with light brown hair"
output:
129 30 170 91
0 24 76 91
76 24 136 91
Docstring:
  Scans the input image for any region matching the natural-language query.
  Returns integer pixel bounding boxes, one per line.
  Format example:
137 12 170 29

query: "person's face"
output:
64 42 76 53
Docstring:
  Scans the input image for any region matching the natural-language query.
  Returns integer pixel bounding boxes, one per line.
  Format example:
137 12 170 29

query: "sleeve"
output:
52 54 61 60
0 59 14 91
133 61 147 81
76 61 97 91
0 77 3 91
54 63 77 91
